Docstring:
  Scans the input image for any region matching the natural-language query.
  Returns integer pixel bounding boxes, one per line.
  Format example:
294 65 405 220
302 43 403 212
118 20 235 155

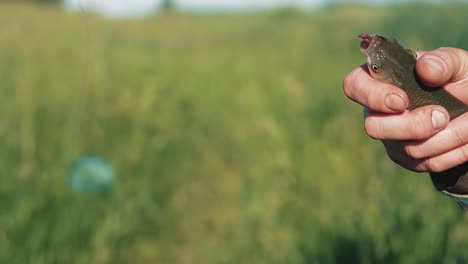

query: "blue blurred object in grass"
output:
67 155 116 194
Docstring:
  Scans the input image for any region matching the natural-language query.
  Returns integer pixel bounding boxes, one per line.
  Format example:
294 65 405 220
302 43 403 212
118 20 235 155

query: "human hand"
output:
343 47 468 172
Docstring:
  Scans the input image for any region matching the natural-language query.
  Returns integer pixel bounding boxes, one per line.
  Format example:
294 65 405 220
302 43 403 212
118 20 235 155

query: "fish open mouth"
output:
359 33 375 52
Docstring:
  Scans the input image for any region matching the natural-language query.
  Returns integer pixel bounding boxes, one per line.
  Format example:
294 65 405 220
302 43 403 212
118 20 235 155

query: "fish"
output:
358 33 468 208
359 33 468 119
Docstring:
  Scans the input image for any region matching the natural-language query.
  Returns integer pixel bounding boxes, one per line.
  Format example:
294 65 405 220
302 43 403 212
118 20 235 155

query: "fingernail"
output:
431 110 447 130
385 94 406 111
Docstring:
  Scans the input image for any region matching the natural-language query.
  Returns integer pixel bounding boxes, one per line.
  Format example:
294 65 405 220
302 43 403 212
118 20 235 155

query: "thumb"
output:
416 47 468 87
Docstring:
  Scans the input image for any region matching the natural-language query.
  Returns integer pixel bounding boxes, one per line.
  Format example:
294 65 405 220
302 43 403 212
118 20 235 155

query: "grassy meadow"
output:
1 3 468 263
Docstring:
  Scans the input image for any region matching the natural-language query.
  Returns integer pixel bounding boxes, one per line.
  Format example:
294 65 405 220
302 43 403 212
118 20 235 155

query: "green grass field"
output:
1 3 468 263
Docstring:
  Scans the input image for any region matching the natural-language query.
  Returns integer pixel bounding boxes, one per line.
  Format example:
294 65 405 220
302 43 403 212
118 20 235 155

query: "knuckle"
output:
366 89 382 110
433 47 468 81
436 47 466 58
408 112 432 139
431 48 453 63
452 128 465 146
460 146 468 163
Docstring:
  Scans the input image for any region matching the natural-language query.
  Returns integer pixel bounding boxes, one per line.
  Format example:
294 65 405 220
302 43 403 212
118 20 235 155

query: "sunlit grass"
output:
0 3 467 263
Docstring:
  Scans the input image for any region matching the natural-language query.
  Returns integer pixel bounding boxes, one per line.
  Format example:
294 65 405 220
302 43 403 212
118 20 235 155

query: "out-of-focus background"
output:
1 0 468 263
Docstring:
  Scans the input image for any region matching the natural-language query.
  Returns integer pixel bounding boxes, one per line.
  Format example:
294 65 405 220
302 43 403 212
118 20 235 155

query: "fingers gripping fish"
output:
359 33 468 209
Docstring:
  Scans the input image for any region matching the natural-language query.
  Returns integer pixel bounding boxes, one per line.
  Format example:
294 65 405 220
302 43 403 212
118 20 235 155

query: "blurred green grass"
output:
1 3 468 263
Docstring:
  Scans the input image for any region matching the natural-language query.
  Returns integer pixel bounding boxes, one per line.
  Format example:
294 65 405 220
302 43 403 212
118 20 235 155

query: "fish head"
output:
359 33 417 86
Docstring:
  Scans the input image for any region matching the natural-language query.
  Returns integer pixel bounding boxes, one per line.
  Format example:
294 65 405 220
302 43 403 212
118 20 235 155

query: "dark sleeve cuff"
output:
430 163 468 210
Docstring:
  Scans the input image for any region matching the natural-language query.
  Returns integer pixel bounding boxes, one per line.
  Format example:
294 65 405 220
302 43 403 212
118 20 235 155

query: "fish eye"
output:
371 64 381 72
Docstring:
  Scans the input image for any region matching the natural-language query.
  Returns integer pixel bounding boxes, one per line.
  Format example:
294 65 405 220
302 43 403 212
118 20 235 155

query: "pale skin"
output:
343 47 468 173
